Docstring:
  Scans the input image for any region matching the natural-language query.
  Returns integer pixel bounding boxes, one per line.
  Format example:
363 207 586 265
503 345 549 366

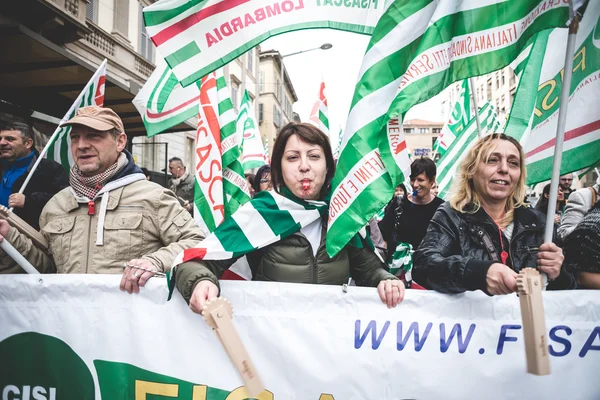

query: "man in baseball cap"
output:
0 106 204 294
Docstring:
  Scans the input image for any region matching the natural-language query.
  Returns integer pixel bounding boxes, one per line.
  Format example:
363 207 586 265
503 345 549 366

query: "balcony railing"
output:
84 23 116 57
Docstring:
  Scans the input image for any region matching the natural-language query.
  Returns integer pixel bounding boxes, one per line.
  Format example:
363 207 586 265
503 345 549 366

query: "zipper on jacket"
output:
509 227 540 271
295 233 318 284
84 212 93 273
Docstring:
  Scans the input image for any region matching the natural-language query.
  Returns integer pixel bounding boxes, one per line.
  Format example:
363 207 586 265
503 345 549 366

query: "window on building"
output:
113 0 129 39
231 84 239 112
258 103 264 124
259 71 264 94
404 128 414 134
432 128 441 133
501 73 505 86
247 50 254 75
139 5 153 61
86 0 97 22
273 105 282 128
418 128 429 134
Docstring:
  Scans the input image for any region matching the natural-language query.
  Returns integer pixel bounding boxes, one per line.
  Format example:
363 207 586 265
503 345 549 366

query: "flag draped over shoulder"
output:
308 80 330 136
237 89 266 171
436 102 501 200
504 0 600 185
169 189 328 297
46 60 107 170
326 0 572 256
132 55 198 137
435 80 471 157
142 0 387 87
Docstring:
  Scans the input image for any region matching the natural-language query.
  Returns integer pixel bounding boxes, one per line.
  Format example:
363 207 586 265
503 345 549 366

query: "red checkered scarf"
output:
69 153 128 199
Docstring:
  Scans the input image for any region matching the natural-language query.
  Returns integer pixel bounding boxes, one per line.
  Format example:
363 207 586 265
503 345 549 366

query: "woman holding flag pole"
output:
413 134 576 295
171 123 405 312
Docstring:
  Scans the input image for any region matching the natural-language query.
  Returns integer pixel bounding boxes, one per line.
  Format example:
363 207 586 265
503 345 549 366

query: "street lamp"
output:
279 43 333 120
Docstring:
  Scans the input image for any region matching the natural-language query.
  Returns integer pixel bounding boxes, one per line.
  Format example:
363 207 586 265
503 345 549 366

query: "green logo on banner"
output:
0 332 95 399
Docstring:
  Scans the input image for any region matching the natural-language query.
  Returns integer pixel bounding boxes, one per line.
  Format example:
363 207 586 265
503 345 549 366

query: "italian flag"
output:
505 0 600 185
326 0 571 256
46 59 107 170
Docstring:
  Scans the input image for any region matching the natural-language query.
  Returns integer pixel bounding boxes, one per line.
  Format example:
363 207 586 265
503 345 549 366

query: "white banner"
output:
0 276 599 399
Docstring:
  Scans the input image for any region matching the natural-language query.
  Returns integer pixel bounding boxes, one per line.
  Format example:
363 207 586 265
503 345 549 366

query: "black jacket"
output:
413 202 576 294
0 149 69 230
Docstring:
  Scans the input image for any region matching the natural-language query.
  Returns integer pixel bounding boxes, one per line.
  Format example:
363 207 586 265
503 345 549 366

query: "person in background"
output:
379 157 444 253
413 134 575 295
563 200 600 289
245 173 256 197
534 183 564 225
431 181 439 197
558 176 600 242
253 164 272 194
559 173 574 200
141 167 151 181
0 121 68 230
168 157 194 213
0 106 204 284
394 183 407 198
174 123 404 312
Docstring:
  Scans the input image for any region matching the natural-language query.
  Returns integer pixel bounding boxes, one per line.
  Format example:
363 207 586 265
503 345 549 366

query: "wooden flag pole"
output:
0 205 48 251
517 268 550 375
203 297 264 397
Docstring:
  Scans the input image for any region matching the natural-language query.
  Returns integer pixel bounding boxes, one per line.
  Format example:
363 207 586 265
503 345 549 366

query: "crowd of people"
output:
0 106 598 315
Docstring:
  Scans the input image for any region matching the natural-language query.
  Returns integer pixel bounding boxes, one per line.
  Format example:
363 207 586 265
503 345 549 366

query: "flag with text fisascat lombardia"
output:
237 89 266 171
504 0 600 185
46 59 107 170
142 0 387 88
308 80 329 136
326 0 572 256
434 80 471 157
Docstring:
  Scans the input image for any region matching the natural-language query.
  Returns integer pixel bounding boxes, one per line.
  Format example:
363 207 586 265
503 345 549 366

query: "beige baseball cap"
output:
60 106 125 133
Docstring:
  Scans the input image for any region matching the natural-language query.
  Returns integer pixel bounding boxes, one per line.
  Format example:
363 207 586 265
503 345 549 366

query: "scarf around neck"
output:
70 153 128 199
170 169 189 191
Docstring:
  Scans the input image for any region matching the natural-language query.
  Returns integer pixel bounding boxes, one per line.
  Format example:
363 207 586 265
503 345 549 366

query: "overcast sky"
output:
262 29 448 139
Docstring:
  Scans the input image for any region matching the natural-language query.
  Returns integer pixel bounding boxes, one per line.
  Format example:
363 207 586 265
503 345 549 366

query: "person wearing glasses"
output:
253 164 272 195
559 173 574 200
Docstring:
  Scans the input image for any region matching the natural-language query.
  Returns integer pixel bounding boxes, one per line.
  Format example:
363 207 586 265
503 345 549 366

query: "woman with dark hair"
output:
413 134 575 295
535 183 564 225
174 123 404 313
379 158 444 253
252 164 272 195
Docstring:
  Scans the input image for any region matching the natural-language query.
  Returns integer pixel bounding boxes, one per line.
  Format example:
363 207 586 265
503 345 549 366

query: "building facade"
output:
257 50 298 158
403 119 443 159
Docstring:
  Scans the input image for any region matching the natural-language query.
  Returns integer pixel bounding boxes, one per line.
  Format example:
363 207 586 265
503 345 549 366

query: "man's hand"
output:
8 193 25 209
537 242 563 281
189 280 219 314
486 263 518 295
183 200 192 212
120 259 159 294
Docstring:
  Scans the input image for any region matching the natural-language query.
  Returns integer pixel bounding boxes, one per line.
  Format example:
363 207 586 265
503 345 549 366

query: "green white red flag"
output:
308 80 330 137
435 80 471 157
237 89 266 171
132 55 198 137
326 0 571 256
505 0 600 185
142 0 387 87
46 59 107 169
193 72 251 233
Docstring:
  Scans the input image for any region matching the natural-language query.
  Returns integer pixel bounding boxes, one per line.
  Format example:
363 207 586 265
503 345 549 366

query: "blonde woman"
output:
413 134 575 295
